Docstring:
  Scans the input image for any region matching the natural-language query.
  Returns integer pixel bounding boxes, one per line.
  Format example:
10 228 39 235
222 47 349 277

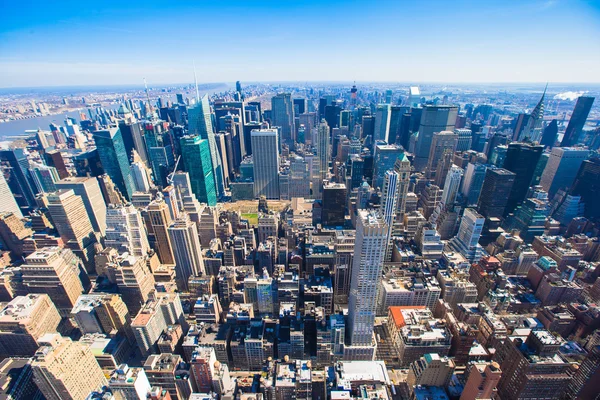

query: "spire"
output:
530 83 547 121
193 60 200 102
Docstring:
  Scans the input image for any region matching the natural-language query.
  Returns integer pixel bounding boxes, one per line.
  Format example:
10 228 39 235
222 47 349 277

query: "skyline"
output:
1 0 600 87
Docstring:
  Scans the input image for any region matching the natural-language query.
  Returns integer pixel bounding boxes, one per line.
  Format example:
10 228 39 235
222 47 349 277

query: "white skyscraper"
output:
380 170 399 227
316 119 330 195
446 208 486 263
392 155 412 236
347 210 389 358
130 161 152 193
441 164 463 207
0 172 22 218
105 204 150 257
168 214 205 291
251 129 280 199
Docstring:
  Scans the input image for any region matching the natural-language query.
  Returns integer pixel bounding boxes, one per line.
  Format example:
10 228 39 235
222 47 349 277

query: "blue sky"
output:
1 0 599 87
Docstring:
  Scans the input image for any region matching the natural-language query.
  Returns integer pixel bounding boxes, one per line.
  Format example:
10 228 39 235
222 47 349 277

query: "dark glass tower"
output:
570 156 600 220
0 148 38 211
540 119 558 148
92 128 135 200
477 167 516 219
561 96 595 147
503 142 544 215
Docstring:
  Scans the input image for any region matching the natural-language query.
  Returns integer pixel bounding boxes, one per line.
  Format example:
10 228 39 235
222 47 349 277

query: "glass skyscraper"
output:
92 128 135 200
180 135 217 206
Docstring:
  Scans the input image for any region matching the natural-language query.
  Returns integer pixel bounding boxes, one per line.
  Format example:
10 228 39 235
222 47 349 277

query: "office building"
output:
322 182 347 227
317 120 330 191
503 143 544 215
561 96 595 146
0 358 43 399
108 365 152 400
347 210 388 356
71 293 132 340
188 95 224 198
372 143 404 190
446 208 486 263
93 128 135 200
144 353 183 400
541 119 559 148
31 334 107 400
251 129 280 199
168 215 205 291
460 362 502 400
0 173 23 218
461 163 487 206
55 176 107 235
20 247 85 314
0 148 38 211
477 168 515 219
105 203 150 257
106 254 156 316
539 147 589 199
374 104 391 142
426 131 459 179
413 105 458 171
441 164 463 207
147 199 175 264
407 353 455 391
29 164 60 193
180 135 217 206
0 211 32 257
0 294 61 358
271 93 296 144
570 157 600 219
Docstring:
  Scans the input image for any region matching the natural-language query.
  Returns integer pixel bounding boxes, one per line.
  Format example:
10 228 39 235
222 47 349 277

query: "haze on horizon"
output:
1 0 600 88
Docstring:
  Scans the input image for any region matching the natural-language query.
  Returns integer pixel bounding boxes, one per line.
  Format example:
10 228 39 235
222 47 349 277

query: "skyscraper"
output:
55 176 107 235
46 189 98 271
570 156 600 219
251 129 280 200
0 172 22 218
168 215 205 291
374 104 391 143
0 148 38 211
441 164 463 207
31 334 107 400
372 143 404 190
426 130 459 179
461 163 487 206
322 182 347 227
446 208 485 263
477 168 516 219
503 143 544 215
539 147 589 199
347 210 388 353
561 96 595 147
271 93 295 144
105 203 150 257
20 247 85 313
316 119 330 190
392 155 411 236
413 105 458 171
180 135 217 206
146 199 175 264
188 95 225 198
92 127 135 200
541 119 558 148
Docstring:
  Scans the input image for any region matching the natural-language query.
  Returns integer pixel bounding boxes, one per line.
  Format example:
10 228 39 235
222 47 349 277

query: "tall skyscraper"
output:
441 164 463 207
0 172 23 218
503 143 544 215
31 334 107 400
92 127 135 200
188 95 225 198
392 155 412 236
570 156 600 219
271 93 295 144
180 135 217 206
46 189 97 270
413 105 458 171
0 148 38 211
446 208 485 263
251 129 280 199
20 247 85 314
374 104 391 142
0 211 32 257
105 204 150 257
372 143 404 190
29 164 60 193
539 147 589 199
55 176 107 235
130 151 152 193
146 199 175 264
461 163 487 206
477 168 516 218
540 119 558 148
426 130 459 179
561 96 595 147
322 182 347 227
347 210 388 353
168 215 205 291
316 119 330 190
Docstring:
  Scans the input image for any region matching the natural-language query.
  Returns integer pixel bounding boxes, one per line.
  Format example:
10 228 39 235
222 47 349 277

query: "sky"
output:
1 0 600 88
